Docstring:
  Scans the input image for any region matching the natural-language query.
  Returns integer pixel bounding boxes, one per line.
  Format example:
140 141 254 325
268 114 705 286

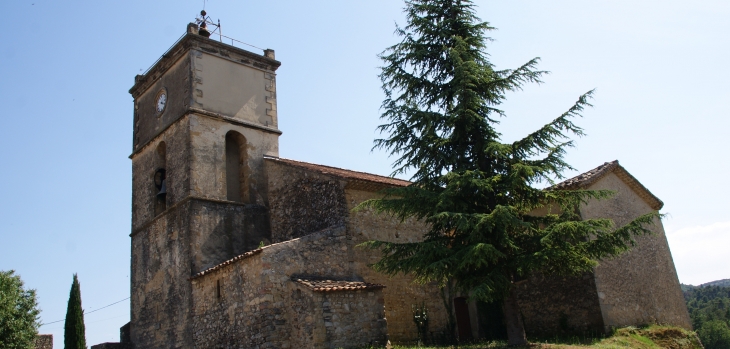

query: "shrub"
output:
0 270 40 349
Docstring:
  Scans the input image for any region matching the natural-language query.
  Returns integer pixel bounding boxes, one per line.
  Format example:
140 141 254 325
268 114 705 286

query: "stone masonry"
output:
34 335 52 349
109 22 691 349
190 226 388 348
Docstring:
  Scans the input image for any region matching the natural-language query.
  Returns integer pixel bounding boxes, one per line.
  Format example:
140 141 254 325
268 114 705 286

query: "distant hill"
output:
682 279 730 348
701 279 730 287
681 278 730 291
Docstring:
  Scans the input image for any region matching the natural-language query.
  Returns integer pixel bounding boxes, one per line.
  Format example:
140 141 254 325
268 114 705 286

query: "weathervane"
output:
195 10 222 42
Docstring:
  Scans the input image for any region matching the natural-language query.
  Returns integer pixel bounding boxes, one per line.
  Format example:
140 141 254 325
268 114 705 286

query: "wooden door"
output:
454 297 473 341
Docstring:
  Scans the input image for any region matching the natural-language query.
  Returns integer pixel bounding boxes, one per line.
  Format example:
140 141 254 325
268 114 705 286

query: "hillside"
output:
701 279 730 288
682 282 730 349
681 278 730 291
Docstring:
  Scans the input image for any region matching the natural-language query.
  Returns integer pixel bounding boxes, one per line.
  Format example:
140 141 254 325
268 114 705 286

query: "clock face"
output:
156 90 167 115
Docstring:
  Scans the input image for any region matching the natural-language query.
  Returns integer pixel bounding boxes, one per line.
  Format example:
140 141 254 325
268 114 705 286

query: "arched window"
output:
154 142 167 215
225 131 247 203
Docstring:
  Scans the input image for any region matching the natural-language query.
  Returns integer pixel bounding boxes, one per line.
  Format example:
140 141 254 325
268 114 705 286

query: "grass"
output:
382 325 703 349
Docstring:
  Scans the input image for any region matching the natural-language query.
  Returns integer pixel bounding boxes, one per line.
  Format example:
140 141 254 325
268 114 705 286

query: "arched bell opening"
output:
154 142 167 216
225 131 248 203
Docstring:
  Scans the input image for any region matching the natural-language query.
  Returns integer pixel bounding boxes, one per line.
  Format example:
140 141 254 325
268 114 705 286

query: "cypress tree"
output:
64 274 86 349
360 0 659 345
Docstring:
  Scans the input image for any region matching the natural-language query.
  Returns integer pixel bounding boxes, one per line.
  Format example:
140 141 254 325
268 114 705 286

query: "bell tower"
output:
127 17 281 348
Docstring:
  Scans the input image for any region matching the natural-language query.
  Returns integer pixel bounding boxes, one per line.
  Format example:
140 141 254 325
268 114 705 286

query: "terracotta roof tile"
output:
551 160 663 210
189 227 346 280
551 161 619 190
264 156 410 189
190 249 262 280
293 278 385 292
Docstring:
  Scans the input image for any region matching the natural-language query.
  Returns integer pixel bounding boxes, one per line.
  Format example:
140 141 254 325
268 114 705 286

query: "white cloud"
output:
666 221 730 286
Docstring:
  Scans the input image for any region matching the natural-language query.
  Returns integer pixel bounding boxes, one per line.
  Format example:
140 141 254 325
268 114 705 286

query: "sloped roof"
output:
190 249 262 280
265 157 662 209
551 160 664 210
264 156 410 191
293 278 385 292
189 227 346 281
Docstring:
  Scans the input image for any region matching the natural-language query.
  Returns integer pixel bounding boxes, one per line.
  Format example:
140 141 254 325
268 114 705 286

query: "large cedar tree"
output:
360 0 659 345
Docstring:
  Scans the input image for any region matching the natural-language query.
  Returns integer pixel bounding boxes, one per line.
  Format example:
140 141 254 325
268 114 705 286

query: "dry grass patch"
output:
387 325 702 349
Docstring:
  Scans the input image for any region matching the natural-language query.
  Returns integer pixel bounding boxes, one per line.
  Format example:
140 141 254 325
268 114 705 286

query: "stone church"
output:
95 22 691 349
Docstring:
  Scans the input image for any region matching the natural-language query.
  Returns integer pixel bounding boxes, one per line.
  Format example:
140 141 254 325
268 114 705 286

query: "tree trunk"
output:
503 284 527 346
440 279 457 343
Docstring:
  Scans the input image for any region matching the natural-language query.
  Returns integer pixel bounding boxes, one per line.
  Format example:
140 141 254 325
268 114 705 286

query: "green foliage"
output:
0 270 40 349
697 320 730 349
683 284 730 348
360 0 658 304
64 274 86 349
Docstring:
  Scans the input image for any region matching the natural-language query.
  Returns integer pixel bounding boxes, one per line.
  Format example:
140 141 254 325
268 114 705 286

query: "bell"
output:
157 179 167 198
198 23 211 38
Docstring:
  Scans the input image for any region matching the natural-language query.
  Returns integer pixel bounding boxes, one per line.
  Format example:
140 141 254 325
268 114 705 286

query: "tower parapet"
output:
130 27 280 154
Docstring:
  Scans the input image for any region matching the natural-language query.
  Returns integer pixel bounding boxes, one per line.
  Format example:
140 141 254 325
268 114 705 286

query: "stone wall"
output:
34 334 52 349
346 189 451 343
130 199 195 349
191 50 277 127
265 159 348 243
132 53 192 150
189 199 271 272
131 197 273 349
253 160 452 345
513 170 691 335
581 172 691 331
316 289 388 348
288 284 320 348
131 104 279 349
516 273 605 336
191 226 387 348
131 116 192 231
188 114 280 207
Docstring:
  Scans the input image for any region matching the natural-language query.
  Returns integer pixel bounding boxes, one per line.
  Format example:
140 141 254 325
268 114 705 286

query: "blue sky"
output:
1 0 728 347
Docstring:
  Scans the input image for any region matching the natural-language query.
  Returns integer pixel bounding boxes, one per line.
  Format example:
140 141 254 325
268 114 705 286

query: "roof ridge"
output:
263 157 662 210
264 156 402 179
190 248 263 280
551 160 663 210
551 160 619 190
263 156 410 186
